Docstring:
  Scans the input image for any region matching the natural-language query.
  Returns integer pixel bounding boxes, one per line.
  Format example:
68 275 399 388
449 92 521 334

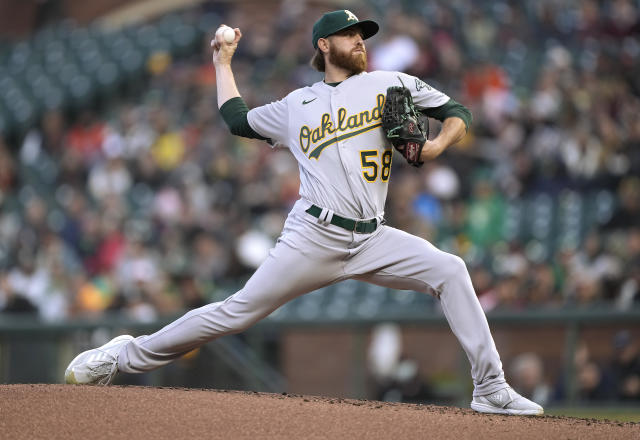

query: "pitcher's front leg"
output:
347 226 506 395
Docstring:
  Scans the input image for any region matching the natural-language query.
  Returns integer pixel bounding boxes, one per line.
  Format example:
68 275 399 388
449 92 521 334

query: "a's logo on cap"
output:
344 10 358 22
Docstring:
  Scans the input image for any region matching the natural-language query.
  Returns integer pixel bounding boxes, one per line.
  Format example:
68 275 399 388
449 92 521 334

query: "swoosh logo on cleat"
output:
302 98 317 105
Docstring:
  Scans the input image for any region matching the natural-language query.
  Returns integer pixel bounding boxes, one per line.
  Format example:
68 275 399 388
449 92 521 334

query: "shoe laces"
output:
88 348 119 385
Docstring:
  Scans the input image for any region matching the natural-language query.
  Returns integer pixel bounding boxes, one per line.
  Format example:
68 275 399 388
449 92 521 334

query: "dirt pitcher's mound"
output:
1 384 637 439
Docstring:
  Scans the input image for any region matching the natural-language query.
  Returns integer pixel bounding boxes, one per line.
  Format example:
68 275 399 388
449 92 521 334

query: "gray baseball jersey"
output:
117 70 507 397
248 71 448 219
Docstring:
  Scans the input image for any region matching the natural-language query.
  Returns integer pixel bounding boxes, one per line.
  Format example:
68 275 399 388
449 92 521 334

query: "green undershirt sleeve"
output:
219 97 270 141
420 98 472 131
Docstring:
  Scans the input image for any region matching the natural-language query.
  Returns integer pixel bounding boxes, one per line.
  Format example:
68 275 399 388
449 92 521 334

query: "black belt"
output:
305 205 379 233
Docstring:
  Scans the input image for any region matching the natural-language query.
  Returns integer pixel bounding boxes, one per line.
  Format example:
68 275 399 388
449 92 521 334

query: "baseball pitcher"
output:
65 10 543 416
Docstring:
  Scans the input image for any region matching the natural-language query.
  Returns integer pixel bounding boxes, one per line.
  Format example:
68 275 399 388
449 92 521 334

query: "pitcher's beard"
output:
328 46 367 75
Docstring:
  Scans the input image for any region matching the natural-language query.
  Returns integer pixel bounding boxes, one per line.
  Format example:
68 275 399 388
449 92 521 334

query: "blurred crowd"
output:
0 0 639 322
502 329 640 404
369 324 640 404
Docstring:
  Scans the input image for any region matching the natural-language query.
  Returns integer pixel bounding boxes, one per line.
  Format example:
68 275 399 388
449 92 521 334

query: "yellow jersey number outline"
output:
359 149 393 182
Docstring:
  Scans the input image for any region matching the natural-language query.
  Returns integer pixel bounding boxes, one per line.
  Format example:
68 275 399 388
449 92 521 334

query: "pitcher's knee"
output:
216 304 263 334
438 253 469 285
184 298 262 336
227 313 260 333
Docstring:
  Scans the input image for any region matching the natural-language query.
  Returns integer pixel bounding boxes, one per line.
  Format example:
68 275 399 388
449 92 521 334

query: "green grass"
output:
546 407 640 423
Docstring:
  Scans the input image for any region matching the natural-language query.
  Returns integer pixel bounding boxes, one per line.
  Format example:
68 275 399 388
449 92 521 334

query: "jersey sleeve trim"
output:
220 97 271 142
420 98 472 131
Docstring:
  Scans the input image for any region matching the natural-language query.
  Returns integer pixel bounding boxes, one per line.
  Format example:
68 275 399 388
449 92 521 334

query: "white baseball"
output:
217 26 235 44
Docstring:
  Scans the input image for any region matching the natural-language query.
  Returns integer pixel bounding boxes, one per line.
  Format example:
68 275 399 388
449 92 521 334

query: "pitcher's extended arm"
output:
212 26 268 141
211 25 241 108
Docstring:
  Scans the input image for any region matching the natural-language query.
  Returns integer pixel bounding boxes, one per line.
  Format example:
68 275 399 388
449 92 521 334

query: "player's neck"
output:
323 64 352 83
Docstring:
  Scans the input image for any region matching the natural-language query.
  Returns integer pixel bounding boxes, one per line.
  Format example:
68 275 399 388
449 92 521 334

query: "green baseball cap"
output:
312 10 379 49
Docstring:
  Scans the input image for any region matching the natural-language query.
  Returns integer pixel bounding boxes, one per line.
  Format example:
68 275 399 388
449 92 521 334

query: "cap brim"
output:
331 19 379 41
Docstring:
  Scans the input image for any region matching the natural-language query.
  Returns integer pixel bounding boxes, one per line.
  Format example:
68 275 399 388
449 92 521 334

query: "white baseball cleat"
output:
65 335 134 385
471 386 544 416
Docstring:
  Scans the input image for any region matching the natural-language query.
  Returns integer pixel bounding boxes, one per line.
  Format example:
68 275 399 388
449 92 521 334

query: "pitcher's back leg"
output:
119 234 345 373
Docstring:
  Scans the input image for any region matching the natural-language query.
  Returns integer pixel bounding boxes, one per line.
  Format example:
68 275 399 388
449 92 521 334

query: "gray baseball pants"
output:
118 199 506 396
